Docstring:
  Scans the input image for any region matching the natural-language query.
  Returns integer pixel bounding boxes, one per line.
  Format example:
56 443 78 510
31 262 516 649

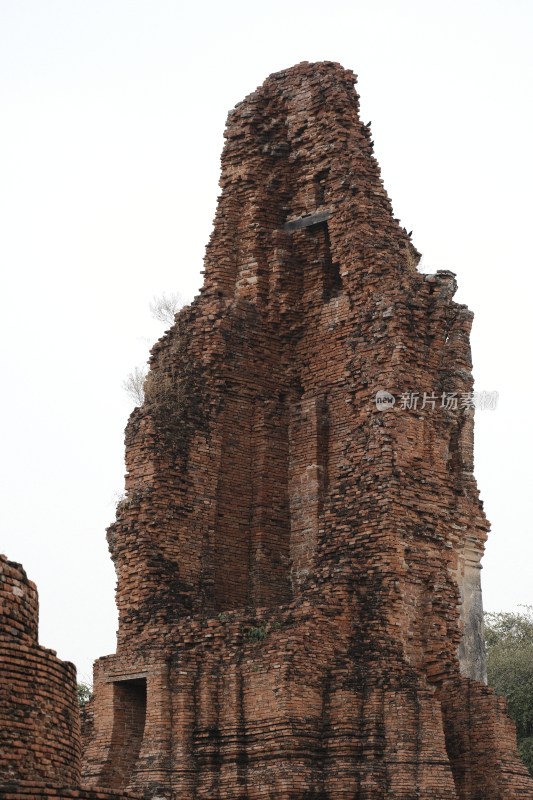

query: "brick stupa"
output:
9 61 531 800
0 555 136 800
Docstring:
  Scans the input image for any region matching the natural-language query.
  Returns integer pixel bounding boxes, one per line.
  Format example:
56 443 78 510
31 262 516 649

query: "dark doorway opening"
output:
102 677 147 791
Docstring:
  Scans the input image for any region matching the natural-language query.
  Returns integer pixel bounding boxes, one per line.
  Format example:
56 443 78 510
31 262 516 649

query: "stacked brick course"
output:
0 555 81 788
0 554 137 800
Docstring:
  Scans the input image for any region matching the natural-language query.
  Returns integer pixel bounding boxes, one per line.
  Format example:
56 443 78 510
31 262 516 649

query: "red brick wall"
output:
0 555 81 787
78 61 533 798
0 784 139 800
0 555 141 800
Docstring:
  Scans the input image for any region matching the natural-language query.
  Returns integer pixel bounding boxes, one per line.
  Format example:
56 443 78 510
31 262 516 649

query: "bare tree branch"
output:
149 292 183 325
122 365 147 405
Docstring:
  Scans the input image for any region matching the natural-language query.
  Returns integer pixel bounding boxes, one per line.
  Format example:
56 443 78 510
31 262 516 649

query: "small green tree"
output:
485 607 533 775
77 682 93 707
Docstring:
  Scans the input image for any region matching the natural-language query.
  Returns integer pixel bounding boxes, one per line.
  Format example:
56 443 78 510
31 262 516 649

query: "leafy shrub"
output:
485 607 533 775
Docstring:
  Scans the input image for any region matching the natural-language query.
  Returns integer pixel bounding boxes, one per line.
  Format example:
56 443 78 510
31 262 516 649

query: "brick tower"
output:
82 62 533 799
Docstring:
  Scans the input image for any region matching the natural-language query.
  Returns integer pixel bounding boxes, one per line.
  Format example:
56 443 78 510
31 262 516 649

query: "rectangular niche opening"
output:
314 168 330 206
306 221 342 302
104 677 147 791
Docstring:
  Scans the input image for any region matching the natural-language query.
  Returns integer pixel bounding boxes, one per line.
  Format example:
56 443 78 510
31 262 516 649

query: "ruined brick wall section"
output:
83 606 467 799
440 677 533 798
83 654 173 797
0 786 140 800
0 555 81 787
107 302 297 642
85 62 533 798
106 60 420 646
346 267 490 685
85 607 533 799
0 553 39 640
202 61 416 305
0 555 141 800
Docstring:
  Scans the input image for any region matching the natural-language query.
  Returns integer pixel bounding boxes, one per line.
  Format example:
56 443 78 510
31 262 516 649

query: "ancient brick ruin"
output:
2 60 533 800
0 555 132 800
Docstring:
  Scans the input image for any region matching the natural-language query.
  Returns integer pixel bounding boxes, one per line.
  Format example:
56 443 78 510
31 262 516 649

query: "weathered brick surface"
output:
80 60 533 799
3 60 530 799
0 555 81 787
0 783 139 800
0 555 136 800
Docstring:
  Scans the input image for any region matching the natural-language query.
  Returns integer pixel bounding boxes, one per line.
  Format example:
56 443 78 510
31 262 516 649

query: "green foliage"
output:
77 682 93 707
245 624 268 643
519 737 533 773
485 607 533 775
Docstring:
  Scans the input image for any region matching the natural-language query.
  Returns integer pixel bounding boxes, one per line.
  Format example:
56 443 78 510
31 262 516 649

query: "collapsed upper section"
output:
202 60 418 305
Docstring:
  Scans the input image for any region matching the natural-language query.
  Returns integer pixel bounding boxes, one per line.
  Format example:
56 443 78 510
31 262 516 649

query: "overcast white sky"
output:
1 0 532 682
